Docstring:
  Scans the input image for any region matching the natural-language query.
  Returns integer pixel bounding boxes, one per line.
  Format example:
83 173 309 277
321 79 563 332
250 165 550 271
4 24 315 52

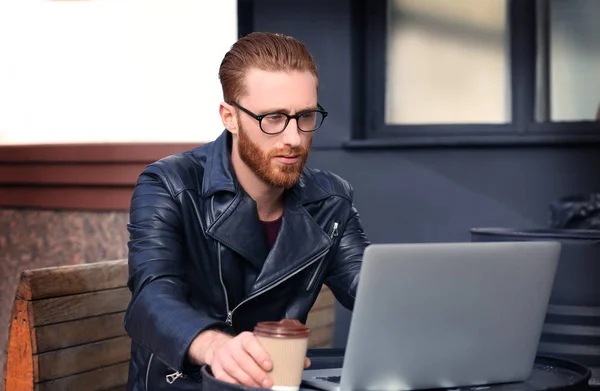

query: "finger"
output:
211 361 240 385
231 344 273 388
220 350 262 388
304 357 312 368
240 332 272 371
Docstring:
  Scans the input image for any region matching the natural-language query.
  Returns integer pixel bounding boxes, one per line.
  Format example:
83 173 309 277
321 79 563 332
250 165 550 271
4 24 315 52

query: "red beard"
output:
237 125 311 189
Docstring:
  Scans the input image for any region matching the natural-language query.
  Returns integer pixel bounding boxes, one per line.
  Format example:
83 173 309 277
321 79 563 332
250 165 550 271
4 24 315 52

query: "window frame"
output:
346 0 600 148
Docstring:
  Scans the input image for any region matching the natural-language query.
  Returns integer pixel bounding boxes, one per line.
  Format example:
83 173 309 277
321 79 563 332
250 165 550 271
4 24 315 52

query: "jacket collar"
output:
200 130 237 198
203 130 334 292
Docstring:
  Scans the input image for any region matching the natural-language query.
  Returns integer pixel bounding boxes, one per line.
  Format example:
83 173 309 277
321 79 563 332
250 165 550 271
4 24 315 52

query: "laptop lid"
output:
303 241 560 391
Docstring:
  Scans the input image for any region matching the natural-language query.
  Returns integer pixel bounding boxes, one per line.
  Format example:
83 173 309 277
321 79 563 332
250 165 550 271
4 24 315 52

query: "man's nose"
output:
281 119 302 147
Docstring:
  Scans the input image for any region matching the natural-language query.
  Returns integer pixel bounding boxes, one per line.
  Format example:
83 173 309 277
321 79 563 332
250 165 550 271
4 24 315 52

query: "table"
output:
301 349 591 391
202 348 591 391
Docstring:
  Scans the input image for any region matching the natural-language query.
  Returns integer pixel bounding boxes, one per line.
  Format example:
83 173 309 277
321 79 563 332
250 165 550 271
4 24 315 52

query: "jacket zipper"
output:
165 198 227 385
146 353 153 391
306 222 339 291
146 352 185 386
166 371 184 384
212 196 232 324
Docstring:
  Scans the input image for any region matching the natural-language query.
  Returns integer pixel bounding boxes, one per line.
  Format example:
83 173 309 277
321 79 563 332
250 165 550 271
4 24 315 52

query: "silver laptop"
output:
302 241 561 391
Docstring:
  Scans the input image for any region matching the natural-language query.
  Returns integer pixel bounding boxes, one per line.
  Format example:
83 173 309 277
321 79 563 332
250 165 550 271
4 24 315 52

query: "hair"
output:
218 32 319 103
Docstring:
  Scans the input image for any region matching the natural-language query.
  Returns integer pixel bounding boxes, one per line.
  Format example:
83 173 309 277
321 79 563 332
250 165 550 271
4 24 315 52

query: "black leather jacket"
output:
124 130 370 391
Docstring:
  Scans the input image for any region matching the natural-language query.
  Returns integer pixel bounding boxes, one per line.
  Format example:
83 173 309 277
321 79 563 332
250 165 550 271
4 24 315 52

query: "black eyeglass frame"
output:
230 101 328 134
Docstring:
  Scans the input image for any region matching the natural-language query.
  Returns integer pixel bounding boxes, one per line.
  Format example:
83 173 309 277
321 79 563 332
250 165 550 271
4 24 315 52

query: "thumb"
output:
304 357 311 369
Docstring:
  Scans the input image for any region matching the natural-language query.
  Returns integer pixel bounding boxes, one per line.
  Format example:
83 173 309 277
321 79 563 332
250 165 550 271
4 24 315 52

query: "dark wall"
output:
250 0 600 347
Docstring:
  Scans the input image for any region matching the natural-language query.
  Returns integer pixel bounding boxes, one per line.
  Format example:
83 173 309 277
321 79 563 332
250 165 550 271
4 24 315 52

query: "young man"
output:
125 32 370 390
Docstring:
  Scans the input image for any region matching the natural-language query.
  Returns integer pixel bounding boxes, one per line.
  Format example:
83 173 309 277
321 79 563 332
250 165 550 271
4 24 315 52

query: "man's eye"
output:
266 114 284 122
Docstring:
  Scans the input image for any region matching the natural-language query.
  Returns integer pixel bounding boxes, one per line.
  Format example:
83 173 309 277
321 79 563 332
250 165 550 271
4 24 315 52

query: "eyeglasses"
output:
230 101 328 135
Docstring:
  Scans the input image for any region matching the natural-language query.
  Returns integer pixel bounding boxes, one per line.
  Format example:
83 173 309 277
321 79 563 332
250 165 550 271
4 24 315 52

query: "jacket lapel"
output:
206 192 269 270
248 189 332 294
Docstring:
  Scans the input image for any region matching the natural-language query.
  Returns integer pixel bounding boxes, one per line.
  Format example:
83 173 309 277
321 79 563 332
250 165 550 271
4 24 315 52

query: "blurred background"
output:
1 0 600 386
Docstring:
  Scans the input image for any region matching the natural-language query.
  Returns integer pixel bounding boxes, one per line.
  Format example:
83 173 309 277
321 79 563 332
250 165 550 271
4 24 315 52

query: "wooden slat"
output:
5 300 38 391
34 312 127 354
0 163 146 186
306 307 335 330
31 288 131 327
100 387 128 391
307 326 334 349
97 387 128 391
17 259 127 300
0 186 135 211
310 343 332 349
0 143 198 163
312 287 335 310
37 362 129 391
37 336 131 381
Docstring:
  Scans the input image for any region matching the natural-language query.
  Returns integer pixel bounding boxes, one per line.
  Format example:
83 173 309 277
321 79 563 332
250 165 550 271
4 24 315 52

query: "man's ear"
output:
219 102 238 135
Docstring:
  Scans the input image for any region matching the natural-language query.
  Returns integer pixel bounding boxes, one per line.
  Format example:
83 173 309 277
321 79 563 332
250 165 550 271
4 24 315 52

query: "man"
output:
125 32 370 391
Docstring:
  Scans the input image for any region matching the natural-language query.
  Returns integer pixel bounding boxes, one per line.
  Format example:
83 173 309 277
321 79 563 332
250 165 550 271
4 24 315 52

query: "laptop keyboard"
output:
315 375 341 384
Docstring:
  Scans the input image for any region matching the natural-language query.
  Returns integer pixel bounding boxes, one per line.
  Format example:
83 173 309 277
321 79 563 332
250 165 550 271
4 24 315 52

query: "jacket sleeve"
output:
324 202 370 311
124 165 230 372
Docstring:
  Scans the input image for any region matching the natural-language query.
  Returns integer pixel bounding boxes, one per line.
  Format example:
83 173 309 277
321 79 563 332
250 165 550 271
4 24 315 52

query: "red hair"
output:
218 32 319 102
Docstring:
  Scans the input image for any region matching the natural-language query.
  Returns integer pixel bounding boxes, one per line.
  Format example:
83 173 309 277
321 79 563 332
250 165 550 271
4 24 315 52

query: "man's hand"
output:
188 329 312 388
189 330 274 388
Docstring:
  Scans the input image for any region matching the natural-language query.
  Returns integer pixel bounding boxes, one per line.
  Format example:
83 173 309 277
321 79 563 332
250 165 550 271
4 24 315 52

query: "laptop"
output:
302 241 561 391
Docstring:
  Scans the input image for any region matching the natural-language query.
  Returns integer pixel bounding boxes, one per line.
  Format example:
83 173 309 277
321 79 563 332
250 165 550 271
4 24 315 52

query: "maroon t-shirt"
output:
261 217 282 249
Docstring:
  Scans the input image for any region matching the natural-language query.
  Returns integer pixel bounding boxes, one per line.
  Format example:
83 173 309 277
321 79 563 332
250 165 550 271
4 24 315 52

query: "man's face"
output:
234 69 317 189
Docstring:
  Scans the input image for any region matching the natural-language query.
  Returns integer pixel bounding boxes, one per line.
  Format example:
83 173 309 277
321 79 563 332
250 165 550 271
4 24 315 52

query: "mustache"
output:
268 146 309 158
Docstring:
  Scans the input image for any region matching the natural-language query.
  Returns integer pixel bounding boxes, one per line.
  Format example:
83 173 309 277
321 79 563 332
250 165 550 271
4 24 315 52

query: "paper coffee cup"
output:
254 319 310 391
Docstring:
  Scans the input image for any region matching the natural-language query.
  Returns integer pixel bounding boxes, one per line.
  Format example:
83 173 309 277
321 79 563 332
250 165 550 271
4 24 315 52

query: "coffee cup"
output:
254 319 310 391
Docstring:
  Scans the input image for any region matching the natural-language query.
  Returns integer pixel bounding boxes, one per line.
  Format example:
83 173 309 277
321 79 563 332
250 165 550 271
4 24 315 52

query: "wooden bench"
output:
4 260 336 391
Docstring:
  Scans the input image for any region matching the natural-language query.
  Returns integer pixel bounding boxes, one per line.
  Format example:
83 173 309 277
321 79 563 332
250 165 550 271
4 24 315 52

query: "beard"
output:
237 123 312 189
